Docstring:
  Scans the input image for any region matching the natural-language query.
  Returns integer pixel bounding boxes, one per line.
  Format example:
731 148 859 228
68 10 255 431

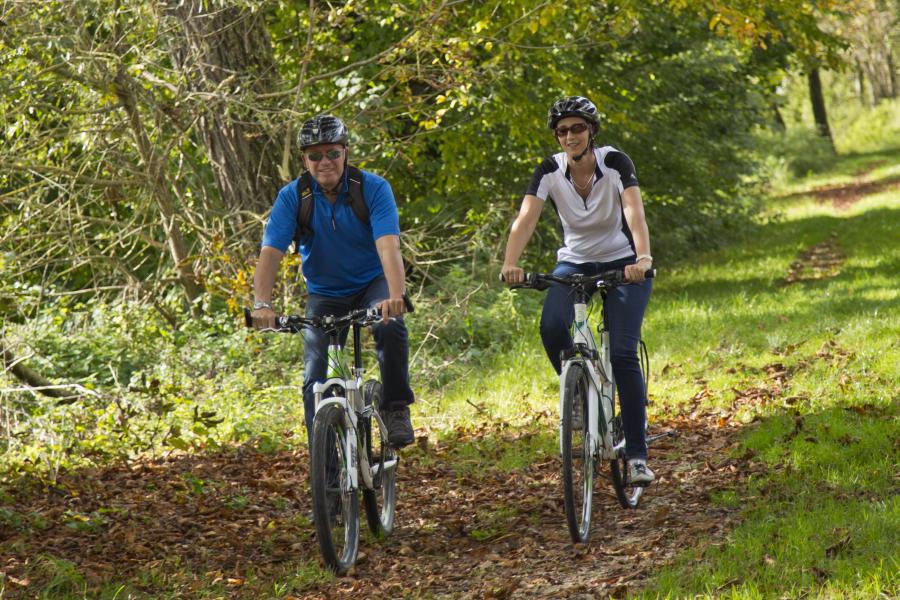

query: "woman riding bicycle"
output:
501 96 655 485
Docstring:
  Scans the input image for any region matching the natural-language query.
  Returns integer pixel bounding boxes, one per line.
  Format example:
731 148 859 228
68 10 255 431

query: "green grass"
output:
626 151 899 599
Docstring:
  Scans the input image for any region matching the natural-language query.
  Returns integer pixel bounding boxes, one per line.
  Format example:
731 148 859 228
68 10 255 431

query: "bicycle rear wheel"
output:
310 402 360 574
361 379 397 536
561 361 594 543
609 414 645 508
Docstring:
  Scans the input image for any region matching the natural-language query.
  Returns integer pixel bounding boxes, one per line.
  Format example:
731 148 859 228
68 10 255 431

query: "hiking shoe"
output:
382 406 414 448
627 459 655 486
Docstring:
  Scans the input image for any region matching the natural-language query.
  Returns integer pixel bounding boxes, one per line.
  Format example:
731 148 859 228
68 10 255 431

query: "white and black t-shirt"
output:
527 146 640 264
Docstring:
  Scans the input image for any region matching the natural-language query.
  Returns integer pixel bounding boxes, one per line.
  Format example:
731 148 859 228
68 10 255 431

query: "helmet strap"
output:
571 136 595 162
323 163 349 196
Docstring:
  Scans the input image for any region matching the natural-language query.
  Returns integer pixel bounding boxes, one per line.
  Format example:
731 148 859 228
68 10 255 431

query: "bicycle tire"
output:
609 412 644 509
310 402 360 574
561 361 594 543
361 379 397 536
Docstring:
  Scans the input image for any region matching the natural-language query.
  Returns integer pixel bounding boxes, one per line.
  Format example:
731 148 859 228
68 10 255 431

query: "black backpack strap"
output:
294 171 315 245
293 166 369 248
346 165 369 226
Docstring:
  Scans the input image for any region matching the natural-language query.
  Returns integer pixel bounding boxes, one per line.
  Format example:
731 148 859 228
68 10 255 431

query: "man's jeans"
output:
539 258 652 460
302 275 415 436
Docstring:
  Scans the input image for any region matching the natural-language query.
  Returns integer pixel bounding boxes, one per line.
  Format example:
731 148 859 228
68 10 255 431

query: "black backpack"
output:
293 165 369 244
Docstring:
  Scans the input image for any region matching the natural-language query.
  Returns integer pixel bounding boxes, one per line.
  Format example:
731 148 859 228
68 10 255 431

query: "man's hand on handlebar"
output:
376 297 407 321
250 307 277 330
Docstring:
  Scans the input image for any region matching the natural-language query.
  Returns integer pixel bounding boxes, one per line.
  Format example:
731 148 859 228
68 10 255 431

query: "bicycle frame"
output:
312 316 395 492
557 291 618 462
245 302 410 572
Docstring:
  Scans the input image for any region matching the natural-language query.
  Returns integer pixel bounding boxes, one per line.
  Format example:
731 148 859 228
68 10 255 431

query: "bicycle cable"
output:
639 339 650 403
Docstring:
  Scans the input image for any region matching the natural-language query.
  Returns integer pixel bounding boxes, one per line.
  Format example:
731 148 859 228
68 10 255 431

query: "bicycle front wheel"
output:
561 361 594 543
310 403 360 574
361 379 397 536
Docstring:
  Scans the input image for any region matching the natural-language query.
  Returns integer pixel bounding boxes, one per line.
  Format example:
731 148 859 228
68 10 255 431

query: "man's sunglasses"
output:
306 149 343 162
555 122 590 137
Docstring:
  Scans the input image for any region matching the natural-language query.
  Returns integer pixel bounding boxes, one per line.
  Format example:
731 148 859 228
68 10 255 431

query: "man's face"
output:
303 143 347 190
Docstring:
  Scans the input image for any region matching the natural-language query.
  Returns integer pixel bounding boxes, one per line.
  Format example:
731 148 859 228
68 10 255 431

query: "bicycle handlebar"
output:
501 268 656 291
244 295 415 333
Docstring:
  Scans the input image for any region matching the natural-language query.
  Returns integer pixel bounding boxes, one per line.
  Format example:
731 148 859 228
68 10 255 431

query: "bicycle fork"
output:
558 332 617 461
313 378 396 492
314 378 362 492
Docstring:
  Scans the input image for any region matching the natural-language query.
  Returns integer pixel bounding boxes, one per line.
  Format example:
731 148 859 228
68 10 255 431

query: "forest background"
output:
0 0 899 597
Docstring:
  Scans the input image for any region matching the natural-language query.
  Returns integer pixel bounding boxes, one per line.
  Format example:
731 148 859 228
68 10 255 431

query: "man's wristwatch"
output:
252 300 274 311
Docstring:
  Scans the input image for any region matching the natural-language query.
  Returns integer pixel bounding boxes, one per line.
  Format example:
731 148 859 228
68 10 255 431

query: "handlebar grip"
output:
499 272 529 285
243 308 253 328
403 293 415 314
645 268 656 279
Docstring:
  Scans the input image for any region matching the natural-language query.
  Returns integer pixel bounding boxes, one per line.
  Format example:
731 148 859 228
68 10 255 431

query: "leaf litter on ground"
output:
0 402 763 599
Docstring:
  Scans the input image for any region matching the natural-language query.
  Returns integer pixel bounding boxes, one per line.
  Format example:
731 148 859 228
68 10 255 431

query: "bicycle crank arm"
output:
370 457 399 477
646 429 677 444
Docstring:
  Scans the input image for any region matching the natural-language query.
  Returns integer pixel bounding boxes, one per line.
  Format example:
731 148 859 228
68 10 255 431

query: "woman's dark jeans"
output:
539 258 652 460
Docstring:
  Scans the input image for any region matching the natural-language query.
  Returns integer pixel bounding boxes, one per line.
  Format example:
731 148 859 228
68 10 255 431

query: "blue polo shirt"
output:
262 169 401 296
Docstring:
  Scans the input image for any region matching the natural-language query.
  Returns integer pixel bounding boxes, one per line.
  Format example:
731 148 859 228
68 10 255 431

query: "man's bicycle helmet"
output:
547 96 600 131
299 114 349 149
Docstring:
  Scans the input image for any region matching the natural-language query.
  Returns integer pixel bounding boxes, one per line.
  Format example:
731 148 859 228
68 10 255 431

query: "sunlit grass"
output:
628 151 900 600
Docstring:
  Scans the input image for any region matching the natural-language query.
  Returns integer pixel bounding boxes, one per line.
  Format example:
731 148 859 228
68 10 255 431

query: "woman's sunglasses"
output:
555 122 590 137
306 149 343 162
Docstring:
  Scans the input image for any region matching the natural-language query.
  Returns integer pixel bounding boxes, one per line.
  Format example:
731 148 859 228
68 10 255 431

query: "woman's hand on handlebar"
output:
501 264 525 284
624 258 652 283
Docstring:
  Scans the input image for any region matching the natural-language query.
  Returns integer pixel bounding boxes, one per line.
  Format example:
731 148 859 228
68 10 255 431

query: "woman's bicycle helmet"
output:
547 96 600 132
299 114 349 149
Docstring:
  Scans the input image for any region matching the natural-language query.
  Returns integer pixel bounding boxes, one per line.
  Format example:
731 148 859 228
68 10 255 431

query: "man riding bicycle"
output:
501 96 655 485
250 114 415 449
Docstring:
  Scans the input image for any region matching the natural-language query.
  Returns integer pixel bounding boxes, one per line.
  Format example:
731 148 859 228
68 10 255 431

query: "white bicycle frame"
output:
558 300 619 461
313 342 397 492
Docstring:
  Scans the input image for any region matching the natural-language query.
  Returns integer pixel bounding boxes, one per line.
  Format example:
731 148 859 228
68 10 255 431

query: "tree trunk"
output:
163 0 288 215
887 48 897 99
115 71 204 304
772 102 786 131
808 68 835 151
2 342 73 400
855 60 869 106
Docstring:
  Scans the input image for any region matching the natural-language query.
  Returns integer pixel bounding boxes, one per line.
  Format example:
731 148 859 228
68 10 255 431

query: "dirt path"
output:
0 403 756 599
785 169 900 210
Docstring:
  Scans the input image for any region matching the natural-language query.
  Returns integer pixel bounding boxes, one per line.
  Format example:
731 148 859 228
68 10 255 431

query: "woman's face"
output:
555 116 592 160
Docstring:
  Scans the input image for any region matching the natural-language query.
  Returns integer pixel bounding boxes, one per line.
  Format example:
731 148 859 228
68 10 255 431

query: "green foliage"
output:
0 300 310 475
761 127 841 179
836 97 900 154
0 0 852 321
